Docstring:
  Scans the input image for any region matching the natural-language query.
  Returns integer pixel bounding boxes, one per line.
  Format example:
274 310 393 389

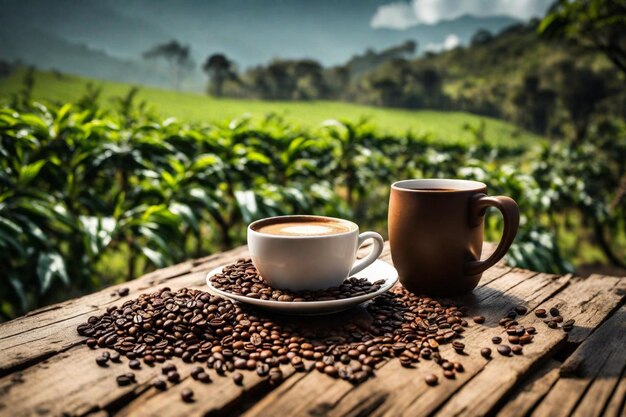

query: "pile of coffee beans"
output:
78 266 574 400
77 281 479 394
209 259 386 301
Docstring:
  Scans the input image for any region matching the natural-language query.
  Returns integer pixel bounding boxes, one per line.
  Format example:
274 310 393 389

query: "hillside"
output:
0 68 542 146
409 22 619 108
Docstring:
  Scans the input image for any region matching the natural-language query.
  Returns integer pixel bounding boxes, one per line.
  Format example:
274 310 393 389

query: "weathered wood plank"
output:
531 305 626 417
493 360 561 417
431 275 625 417
602 371 626 417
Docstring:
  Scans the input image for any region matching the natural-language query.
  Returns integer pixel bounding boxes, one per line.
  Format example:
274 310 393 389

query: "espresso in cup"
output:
388 179 519 296
248 215 384 291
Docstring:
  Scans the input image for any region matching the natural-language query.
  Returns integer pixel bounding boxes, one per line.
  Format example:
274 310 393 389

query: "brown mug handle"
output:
465 194 520 276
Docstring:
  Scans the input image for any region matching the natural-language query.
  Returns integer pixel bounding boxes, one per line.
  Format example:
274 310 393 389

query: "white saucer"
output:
205 259 399 315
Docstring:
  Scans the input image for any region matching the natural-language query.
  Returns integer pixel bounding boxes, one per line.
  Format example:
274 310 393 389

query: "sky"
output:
371 0 554 30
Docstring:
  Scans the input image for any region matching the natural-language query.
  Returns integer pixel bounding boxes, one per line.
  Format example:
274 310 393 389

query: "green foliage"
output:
1 95 623 319
540 0 626 75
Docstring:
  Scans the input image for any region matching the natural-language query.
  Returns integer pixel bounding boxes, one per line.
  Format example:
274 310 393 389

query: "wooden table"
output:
1 242 624 417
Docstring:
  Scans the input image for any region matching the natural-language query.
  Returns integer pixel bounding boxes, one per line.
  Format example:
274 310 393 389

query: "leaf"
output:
234 190 259 224
9 275 28 313
18 160 46 187
37 252 69 293
0 226 26 257
245 151 271 165
169 202 199 232
139 226 171 253
161 170 177 188
56 103 73 122
140 246 167 268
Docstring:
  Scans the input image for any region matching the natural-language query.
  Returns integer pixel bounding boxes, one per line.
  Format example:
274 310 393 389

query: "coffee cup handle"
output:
349 232 385 276
465 194 520 276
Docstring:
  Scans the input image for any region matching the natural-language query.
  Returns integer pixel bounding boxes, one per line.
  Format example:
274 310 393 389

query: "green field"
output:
0 69 542 146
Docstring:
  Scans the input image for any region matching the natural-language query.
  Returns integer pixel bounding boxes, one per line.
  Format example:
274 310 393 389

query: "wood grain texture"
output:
531 305 626 417
494 359 561 417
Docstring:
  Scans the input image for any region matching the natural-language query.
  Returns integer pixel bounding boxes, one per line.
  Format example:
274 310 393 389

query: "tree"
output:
143 40 194 90
471 29 493 46
203 54 237 97
512 75 557 134
553 61 609 142
540 0 626 75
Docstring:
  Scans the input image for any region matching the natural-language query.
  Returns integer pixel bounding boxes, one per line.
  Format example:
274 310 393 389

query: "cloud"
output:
370 2 419 30
371 0 553 30
425 34 460 52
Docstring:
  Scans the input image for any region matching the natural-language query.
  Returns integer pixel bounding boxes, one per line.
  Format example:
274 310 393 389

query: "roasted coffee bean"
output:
117 287 129 297
535 309 547 318
86 338 97 349
497 345 512 356
153 379 167 390
167 371 180 383
481 348 492 359
425 374 438 386
269 368 283 385
473 316 485 324
515 306 528 315
399 356 413 368
143 355 155 365
547 321 558 329
452 341 465 353
233 372 244 385
563 319 575 327
96 355 109 367
512 346 523 355
508 335 520 344
491 336 502 344
110 351 121 363
162 364 176 375
256 363 270 377
553 315 564 323
549 307 560 317
181 388 194 402
129 359 141 369
324 366 339 378
191 366 204 380
197 372 211 383
441 361 454 371
454 362 464 372
116 373 134 386
234 358 247 369
526 327 536 335
443 370 455 379
520 335 533 344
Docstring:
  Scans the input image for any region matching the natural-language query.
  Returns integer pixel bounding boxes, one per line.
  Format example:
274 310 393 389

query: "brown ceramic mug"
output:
388 179 519 295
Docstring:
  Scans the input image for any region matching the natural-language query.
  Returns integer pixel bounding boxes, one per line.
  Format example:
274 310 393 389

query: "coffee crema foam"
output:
256 221 352 236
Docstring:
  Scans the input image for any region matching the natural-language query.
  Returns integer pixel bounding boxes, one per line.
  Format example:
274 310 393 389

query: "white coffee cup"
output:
247 215 384 291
